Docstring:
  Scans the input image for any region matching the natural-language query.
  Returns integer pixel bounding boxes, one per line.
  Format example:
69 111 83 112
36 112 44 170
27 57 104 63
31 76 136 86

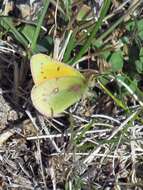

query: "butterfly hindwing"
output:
31 76 87 117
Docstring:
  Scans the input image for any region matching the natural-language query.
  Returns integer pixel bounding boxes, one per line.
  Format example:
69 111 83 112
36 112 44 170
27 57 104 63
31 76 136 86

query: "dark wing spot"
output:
57 66 60 71
69 85 81 92
43 76 47 79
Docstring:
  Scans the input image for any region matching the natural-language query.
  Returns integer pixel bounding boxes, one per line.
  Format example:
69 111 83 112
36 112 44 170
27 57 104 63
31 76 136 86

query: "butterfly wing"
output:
31 76 87 117
30 53 84 85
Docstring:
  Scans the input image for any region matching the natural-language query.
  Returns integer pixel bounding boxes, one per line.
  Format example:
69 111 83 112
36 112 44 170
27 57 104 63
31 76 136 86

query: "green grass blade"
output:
63 32 76 62
98 1 140 42
98 79 127 110
31 0 50 52
0 17 28 48
69 0 111 64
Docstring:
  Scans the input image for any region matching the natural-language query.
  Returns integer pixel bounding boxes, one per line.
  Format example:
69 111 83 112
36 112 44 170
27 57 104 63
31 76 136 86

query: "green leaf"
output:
139 47 143 59
37 35 53 53
135 60 143 73
134 47 143 73
109 51 123 71
19 25 36 43
126 19 143 40
102 50 110 60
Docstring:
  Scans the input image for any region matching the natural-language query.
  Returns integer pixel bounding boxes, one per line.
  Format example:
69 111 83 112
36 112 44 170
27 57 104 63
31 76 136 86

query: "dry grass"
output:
0 0 143 190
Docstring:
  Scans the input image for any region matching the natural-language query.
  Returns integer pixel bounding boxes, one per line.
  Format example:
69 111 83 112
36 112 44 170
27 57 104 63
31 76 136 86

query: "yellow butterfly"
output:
31 53 88 117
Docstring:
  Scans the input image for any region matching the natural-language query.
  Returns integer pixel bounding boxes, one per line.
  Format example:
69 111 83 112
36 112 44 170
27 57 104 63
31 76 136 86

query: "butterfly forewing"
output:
31 53 84 85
